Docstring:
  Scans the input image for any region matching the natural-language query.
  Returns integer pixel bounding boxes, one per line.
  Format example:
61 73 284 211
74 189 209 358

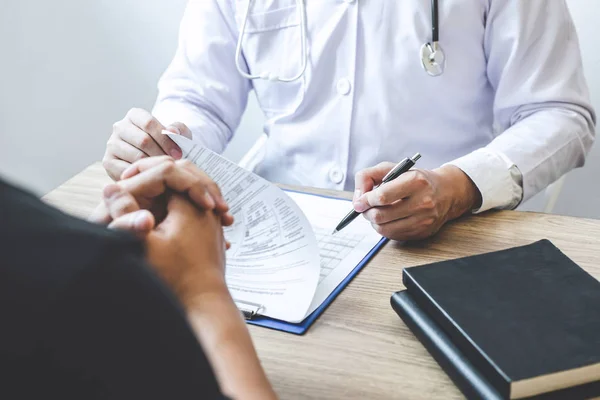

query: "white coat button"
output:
336 78 351 96
329 166 345 184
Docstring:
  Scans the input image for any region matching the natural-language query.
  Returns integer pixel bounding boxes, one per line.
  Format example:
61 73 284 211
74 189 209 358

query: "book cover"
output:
391 290 600 400
402 240 600 399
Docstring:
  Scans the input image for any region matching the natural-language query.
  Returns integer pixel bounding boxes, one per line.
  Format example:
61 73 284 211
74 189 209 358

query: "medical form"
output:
168 134 382 323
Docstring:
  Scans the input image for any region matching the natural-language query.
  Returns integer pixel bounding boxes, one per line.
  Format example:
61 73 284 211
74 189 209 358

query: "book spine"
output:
403 270 511 398
391 291 504 400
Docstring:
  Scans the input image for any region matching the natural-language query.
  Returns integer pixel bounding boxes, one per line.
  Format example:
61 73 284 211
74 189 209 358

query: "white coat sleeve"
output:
152 0 251 153
448 0 595 212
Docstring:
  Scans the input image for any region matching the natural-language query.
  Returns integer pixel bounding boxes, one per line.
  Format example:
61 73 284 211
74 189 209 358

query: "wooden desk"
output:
44 163 600 400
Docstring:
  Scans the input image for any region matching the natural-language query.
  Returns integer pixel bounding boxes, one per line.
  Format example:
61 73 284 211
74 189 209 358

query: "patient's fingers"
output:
221 212 235 227
118 159 227 213
89 184 151 234
120 156 172 180
89 203 111 225
175 159 229 213
89 184 138 225
108 210 155 237
120 156 229 214
103 184 141 219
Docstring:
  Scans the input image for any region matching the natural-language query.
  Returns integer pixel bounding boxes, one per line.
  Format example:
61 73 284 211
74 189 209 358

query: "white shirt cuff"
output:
445 149 523 213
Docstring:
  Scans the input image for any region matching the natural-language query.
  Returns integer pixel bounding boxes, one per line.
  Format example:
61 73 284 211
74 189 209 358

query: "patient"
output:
0 157 276 400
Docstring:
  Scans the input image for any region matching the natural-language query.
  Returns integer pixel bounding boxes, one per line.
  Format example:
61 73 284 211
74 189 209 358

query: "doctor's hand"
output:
90 156 233 236
353 164 482 241
103 108 193 181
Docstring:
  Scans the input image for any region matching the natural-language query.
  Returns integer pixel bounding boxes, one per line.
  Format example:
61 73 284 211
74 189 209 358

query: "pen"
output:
332 153 422 235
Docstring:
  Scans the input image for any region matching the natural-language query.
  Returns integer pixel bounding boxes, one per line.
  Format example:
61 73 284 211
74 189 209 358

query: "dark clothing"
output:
0 180 226 399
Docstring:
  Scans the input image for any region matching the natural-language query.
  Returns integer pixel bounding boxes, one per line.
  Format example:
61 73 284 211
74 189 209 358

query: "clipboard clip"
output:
234 299 265 320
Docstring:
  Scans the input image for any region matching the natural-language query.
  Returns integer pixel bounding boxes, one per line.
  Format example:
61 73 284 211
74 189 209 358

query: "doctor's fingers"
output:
102 157 131 182
354 170 430 212
125 108 182 160
362 194 429 225
164 122 193 139
114 120 165 158
121 157 230 215
106 139 149 166
371 213 442 242
353 162 397 201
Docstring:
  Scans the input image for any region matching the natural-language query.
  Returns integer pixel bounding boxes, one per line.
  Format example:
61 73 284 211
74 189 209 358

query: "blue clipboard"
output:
246 190 389 335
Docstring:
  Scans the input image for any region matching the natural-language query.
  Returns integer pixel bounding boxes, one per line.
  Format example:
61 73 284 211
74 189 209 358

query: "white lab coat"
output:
153 0 595 212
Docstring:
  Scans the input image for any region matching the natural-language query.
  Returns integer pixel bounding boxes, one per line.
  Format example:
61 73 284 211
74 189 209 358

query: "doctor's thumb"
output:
353 162 396 202
165 122 192 139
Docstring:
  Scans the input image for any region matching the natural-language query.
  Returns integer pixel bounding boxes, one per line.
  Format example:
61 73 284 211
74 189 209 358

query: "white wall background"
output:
0 0 598 219
533 1 600 218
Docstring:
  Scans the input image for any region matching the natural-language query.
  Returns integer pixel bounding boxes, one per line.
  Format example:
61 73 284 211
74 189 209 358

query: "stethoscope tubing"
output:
235 0 444 82
431 0 439 43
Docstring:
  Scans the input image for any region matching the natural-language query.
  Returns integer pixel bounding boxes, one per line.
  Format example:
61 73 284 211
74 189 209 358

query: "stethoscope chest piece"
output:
420 42 445 77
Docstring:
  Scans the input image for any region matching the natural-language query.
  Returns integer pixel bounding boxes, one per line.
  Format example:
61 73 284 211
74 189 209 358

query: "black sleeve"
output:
42 251 228 400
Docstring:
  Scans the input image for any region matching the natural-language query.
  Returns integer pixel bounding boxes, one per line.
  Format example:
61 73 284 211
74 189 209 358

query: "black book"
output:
391 240 600 399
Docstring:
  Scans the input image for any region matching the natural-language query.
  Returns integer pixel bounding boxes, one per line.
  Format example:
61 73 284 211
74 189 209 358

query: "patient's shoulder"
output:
0 179 144 343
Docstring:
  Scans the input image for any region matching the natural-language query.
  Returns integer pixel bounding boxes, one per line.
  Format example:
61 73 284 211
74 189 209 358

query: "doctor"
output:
103 0 595 241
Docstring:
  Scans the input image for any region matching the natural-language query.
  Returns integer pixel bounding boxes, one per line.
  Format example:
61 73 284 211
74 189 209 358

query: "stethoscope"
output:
235 0 445 82
420 0 446 77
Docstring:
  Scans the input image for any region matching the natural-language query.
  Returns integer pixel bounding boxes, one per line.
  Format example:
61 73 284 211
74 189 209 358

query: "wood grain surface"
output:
43 163 600 400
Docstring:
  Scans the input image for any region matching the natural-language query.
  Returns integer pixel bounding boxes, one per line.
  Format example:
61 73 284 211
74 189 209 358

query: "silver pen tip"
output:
411 153 422 162
331 229 338 235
